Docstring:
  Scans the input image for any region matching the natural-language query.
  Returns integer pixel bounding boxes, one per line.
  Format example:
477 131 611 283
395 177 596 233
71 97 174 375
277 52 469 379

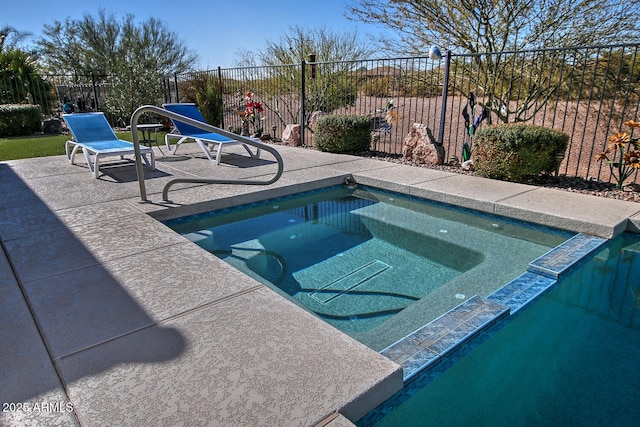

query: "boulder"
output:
309 111 325 126
282 124 301 146
402 123 445 165
461 160 474 171
42 118 61 134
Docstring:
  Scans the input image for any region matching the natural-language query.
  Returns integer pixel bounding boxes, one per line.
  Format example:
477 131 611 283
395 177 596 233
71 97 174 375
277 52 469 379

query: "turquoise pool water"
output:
166 185 569 350
361 232 640 426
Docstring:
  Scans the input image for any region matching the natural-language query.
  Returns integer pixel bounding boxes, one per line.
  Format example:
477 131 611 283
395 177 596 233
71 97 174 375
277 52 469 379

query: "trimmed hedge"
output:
0 104 42 137
473 123 569 182
314 115 371 153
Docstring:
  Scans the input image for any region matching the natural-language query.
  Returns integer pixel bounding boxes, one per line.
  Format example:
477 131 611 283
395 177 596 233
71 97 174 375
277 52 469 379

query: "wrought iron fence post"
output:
90 72 98 111
174 73 179 101
300 60 306 147
217 66 224 129
437 50 452 149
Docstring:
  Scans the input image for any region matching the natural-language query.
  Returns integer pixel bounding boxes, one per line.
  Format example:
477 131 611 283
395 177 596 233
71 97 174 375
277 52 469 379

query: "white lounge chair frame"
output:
163 103 261 165
63 113 156 178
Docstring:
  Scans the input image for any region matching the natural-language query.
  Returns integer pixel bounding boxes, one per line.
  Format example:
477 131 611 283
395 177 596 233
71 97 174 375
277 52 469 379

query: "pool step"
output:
488 233 606 314
380 296 509 382
381 233 608 383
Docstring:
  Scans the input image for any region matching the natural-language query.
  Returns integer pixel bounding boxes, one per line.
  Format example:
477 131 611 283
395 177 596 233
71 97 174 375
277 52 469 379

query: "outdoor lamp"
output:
428 46 442 60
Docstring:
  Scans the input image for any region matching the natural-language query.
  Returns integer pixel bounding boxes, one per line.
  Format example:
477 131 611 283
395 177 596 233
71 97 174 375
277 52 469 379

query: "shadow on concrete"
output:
0 163 185 413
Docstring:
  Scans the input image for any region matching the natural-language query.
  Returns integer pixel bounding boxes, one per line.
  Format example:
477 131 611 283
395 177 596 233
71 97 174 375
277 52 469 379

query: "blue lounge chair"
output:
163 103 261 165
63 113 156 178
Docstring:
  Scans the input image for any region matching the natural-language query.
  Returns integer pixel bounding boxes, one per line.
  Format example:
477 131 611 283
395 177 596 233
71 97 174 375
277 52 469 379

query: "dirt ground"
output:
230 93 639 201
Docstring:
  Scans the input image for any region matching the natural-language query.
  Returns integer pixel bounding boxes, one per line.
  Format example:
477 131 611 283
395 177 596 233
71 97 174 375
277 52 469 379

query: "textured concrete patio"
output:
1 142 639 426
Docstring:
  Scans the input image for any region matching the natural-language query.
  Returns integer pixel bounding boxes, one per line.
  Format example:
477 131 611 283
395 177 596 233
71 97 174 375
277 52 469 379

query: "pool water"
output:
166 186 569 350
361 232 640 426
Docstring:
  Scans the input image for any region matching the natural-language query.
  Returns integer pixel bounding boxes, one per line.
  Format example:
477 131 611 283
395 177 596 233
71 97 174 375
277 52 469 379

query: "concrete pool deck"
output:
2 143 640 426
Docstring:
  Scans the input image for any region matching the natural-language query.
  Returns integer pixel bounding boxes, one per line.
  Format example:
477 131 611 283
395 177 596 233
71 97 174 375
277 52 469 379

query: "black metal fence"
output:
169 43 639 184
2 43 639 184
0 72 106 114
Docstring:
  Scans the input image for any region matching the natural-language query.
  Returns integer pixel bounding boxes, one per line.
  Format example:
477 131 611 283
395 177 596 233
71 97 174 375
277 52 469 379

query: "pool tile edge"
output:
528 233 607 278
380 296 510 382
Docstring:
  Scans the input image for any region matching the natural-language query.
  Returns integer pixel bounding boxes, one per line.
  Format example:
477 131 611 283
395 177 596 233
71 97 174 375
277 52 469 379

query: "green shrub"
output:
195 80 223 127
308 75 358 113
0 104 42 137
314 115 371 153
473 123 569 182
362 76 391 97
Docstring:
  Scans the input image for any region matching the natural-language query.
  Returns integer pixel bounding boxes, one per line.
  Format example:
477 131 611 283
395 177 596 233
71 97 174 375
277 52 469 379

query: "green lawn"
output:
0 132 149 161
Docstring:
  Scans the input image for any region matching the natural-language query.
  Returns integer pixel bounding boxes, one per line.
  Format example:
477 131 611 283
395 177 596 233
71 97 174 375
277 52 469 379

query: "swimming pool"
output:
165 185 570 350
359 232 640 426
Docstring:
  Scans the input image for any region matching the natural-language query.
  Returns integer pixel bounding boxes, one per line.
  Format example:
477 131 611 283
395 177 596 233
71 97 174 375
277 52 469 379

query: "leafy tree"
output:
233 25 376 128
37 10 198 124
0 26 52 111
0 49 54 113
236 25 375 68
0 25 32 52
347 0 640 123
347 0 638 56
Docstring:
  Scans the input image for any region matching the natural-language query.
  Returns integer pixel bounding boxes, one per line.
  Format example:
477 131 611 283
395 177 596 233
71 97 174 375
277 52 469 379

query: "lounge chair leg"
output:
242 144 261 159
215 143 223 165
142 152 156 170
86 151 99 178
194 138 214 162
165 135 188 155
67 142 82 165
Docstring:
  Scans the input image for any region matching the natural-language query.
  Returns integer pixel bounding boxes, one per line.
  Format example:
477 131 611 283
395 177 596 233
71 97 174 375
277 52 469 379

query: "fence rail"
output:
2 43 639 184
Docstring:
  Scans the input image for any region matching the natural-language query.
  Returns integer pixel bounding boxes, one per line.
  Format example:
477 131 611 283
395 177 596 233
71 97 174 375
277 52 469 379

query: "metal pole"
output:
300 60 306 147
437 50 452 148
218 66 224 129
174 73 179 102
90 72 98 111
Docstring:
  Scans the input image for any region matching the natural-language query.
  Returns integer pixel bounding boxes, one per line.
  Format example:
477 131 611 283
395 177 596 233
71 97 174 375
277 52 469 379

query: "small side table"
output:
127 123 163 146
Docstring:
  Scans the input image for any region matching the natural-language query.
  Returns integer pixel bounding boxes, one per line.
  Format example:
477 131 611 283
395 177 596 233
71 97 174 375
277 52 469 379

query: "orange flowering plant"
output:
596 120 640 189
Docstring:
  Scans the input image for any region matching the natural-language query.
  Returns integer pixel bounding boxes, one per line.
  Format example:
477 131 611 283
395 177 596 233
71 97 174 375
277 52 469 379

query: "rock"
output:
461 160 474 171
309 111 325 126
42 118 61 134
282 124 301 146
624 183 640 192
402 123 445 165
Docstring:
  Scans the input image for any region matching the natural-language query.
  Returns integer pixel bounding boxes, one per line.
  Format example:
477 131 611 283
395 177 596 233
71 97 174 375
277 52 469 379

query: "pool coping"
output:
1 144 639 426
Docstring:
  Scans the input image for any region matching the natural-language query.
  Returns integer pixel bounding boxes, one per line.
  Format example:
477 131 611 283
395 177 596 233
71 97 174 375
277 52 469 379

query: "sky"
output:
4 0 386 71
